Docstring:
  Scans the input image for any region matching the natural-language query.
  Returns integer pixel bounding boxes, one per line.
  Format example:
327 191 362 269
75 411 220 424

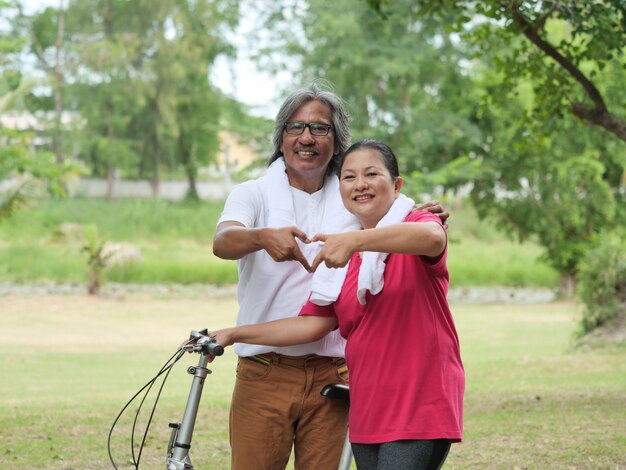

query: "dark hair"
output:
270 80 351 176
338 139 400 179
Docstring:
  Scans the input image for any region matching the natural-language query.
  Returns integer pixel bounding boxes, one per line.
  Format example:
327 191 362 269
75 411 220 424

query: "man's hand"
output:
310 232 357 272
259 226 313 272
416 200 449 228
214 222 313 271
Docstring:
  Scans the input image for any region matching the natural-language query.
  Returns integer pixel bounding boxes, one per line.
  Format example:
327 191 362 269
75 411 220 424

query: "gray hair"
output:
270 80 352 176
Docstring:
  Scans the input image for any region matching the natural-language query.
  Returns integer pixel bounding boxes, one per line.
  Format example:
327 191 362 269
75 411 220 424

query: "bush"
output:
577 234 626 334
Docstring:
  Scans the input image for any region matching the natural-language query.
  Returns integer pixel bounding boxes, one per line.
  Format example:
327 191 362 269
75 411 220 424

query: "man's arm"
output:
213 221 314 272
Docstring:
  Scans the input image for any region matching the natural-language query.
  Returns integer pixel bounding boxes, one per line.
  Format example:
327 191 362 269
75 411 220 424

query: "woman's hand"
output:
310 232 359 271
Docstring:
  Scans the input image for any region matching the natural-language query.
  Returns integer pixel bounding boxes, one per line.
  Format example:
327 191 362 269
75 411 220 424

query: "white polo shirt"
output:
217 177 346 358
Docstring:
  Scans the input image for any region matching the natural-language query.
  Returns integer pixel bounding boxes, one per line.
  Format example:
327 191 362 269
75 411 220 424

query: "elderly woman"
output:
211 140 464 470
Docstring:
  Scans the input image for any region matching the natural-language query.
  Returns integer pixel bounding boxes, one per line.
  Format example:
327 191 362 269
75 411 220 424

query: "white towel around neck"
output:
310 193 415 306
261 154 359 252
262 157 358 228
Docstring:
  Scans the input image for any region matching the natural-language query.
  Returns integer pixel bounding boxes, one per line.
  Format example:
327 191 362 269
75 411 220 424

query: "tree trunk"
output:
53 5 65 164
106 166 115 200
88 270 101 295
559 272 576 299
186 164 199 200
510 6 626 144
150 144 161 197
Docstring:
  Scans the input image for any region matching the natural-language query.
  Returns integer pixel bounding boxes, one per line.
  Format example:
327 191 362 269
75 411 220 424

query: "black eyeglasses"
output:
284 121 333 136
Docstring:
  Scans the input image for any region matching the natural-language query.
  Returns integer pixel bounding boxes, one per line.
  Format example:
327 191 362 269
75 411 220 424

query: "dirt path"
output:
0 293 239 352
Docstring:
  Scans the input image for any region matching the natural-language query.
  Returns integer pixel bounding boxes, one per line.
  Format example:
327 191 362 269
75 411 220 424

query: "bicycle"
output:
109 329 353 470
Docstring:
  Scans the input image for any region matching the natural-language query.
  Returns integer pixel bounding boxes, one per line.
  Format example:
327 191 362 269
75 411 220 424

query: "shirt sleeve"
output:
299 299 337 319
407 210 448 271
217 180 263 228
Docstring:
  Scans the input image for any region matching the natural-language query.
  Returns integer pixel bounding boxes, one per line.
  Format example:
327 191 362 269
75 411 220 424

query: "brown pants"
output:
229 353 349 470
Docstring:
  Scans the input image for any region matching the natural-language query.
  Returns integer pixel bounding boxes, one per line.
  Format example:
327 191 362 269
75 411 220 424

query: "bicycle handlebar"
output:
200 337 224 356
182 329 224 356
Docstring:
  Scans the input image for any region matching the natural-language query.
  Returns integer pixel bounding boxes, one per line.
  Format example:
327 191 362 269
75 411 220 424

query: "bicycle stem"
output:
166 349 212 470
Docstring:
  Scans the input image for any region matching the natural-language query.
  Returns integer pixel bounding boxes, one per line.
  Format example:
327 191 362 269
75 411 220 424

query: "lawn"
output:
0 197 559 288
0 293 623 469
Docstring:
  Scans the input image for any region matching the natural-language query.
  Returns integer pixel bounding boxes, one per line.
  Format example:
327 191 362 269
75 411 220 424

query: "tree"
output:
132 0 238 199
1 0 32 216
469 103 619 296
27 2 67 164
361 0 626 297
69 0 239 197
252 0 484 187
0 0 75 219
60 0 144 198
366 1 626 143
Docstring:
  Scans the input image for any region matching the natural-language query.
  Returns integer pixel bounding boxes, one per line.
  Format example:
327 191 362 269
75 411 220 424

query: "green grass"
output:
448 238 557 287
445 202 558 287
0 198 241 285
0 198 225 242
447 303 626 469
0 295 623 469
0 197 559 288
0 294 239 469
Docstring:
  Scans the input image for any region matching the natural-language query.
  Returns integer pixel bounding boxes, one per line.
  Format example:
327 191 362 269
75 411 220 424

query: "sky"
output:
19 0 284 118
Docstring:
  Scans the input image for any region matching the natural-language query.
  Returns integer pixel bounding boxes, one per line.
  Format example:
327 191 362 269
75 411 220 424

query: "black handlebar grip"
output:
207 341 224 356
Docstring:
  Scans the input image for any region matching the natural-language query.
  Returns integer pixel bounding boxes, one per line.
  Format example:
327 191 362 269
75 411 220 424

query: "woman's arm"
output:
311 221 446 270
210 315 338 350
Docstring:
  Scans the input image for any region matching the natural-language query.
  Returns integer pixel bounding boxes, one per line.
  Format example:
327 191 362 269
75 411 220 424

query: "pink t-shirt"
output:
300 210 464 444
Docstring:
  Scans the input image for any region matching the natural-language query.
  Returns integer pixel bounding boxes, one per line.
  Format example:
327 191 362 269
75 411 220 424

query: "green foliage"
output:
252 0 625 291
0 198 240 285
577 235 626 334
396 0 626 139
0 181 28 219
470 122 619 276
0 2 82 220
80 224 111 295
128 0 238 196
0 126 85 216
254 0 484 183
0 243 85 282
446 202 559 287
219 95 273 160
60 0 144 178
0 2 33 216
30 6 58 51
21 0 240 191
107 251 237 285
